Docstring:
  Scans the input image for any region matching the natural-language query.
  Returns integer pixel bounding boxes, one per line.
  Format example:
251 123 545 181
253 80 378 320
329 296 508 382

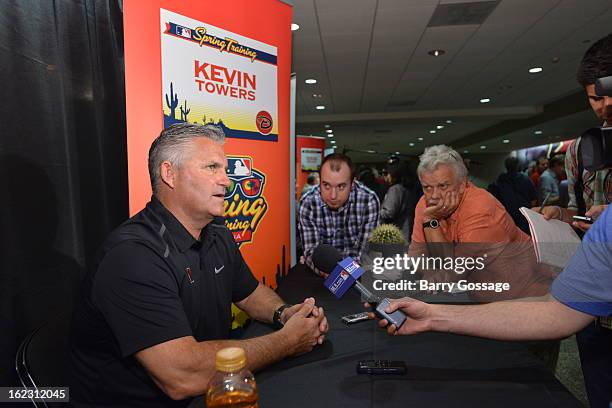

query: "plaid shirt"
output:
566 136 612 211
298 181 380 270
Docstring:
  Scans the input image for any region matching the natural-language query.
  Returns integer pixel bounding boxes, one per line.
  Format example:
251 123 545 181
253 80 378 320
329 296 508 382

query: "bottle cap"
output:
215 347 247 372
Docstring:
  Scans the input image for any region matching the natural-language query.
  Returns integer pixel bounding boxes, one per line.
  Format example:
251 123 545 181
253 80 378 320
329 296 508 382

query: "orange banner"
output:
124 0 292 287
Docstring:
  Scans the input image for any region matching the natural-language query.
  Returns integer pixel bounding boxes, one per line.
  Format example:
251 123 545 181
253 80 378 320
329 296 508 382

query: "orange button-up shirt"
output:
411 183 553 301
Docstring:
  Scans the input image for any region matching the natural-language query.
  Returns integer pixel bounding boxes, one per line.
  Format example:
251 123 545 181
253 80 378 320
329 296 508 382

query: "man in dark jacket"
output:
488 156 537 234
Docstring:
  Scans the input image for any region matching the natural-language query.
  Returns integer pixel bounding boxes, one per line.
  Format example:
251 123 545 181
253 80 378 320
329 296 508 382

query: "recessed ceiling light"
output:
315 105 325 110
528 67 543 74
367 150 376 154
418 137 424 141
436 125 444 130
502 139 510 144
331 140 336 144
480 145 487 149
326 129 333 133
428 49 445 57
480 98 491 104
446 120 453 124
409 142 415 147
429 130 436 134
291 23 300 31
534 130 543 135
312 93 323 99
395 151 400 155
305 78 317 84
463 150 469 154
324 124 331 128
327 134 333 138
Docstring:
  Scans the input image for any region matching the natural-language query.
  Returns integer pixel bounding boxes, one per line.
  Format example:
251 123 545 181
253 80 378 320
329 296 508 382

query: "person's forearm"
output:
167 330 294 399
423 226 453 259
237 284 285 323
428 297 593 341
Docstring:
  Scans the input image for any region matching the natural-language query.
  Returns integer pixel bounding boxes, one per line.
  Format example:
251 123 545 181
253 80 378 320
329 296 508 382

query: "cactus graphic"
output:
202 114 206 124
165 82 178 119
180 100 190 121
368 224 406 245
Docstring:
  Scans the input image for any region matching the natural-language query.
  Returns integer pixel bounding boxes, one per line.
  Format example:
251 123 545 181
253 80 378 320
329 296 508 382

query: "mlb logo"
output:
340 271 349 280
227 158 252 177
176 26 191 38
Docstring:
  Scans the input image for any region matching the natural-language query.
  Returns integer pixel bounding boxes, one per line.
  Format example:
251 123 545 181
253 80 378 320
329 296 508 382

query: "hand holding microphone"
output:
312 244 407 329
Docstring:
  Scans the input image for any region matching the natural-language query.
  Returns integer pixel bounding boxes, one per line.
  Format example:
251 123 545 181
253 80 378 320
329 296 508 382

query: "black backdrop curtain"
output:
0 0 128 385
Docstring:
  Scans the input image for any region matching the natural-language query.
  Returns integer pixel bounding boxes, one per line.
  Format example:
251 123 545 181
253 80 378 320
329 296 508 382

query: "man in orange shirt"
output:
410 145 554 302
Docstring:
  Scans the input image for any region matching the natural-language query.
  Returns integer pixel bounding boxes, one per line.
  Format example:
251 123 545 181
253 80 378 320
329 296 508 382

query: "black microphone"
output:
312 244 407 328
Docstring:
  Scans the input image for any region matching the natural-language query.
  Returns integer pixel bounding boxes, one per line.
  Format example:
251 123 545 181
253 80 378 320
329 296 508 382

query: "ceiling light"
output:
367 150 376 154
409 142 415 147
395 151 400 155
315 105 325 110
324 124 331 128
502 139 510 144
463 150 469 154
305 78 317 84
312 93 323 98
418 137 424 141
291 23 300 31
446 120 453 124
534 130 543 135
528 67 543 73
436 125 444 130
480 98 491 104
429 130 436 134
331 140 336 144
326 129 333 133
480 145 487 149
327 134 333 138
428 49 445 57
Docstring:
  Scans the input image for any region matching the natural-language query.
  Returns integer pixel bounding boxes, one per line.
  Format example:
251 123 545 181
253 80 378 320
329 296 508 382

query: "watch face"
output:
430 219 439 228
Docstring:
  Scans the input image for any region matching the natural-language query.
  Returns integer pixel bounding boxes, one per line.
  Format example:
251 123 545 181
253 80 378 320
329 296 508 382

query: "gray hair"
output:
148 123 225 195
417 145 468 182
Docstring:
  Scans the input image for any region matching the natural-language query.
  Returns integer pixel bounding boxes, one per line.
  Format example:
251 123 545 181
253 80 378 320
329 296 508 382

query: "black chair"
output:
15 314 72 408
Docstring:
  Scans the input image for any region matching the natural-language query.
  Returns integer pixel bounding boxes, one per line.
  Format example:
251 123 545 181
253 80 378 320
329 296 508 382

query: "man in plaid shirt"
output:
537 33 611 408
298 153 380 274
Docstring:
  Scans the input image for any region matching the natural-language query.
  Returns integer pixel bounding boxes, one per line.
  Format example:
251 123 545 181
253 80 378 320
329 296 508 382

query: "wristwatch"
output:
272 304 291 329
423 219 440 229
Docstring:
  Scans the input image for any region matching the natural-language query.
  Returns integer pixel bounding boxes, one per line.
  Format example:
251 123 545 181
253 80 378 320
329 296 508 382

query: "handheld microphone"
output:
312 244 407 329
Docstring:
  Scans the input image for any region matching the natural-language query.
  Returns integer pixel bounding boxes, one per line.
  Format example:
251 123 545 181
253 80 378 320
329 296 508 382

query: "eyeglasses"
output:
225 170 265 198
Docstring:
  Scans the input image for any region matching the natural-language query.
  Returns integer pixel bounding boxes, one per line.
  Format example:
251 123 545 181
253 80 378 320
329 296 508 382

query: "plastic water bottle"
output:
206 347 258 408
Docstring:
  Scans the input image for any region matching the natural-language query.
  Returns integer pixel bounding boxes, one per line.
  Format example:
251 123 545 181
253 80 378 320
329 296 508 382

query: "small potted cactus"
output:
365 224 407 282
367 224 407 258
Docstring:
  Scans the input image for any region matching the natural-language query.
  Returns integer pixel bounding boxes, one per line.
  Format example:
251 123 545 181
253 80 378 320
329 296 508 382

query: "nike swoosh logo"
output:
214 265 225 274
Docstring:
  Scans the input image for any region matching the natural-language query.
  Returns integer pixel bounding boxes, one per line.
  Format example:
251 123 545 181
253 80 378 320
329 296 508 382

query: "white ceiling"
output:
290 0 612 162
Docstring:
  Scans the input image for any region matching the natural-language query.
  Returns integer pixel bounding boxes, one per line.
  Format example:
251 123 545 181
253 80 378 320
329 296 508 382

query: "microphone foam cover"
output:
312 244 343 274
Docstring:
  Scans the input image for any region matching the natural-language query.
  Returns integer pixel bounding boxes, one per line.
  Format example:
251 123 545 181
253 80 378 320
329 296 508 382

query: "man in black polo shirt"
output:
69 123 328 407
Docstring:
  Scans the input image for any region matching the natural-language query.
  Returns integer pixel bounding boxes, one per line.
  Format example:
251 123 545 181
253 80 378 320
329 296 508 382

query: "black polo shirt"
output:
69 197 259 407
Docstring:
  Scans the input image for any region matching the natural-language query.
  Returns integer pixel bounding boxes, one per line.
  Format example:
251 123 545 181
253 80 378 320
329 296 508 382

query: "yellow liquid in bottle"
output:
206 389 259 408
